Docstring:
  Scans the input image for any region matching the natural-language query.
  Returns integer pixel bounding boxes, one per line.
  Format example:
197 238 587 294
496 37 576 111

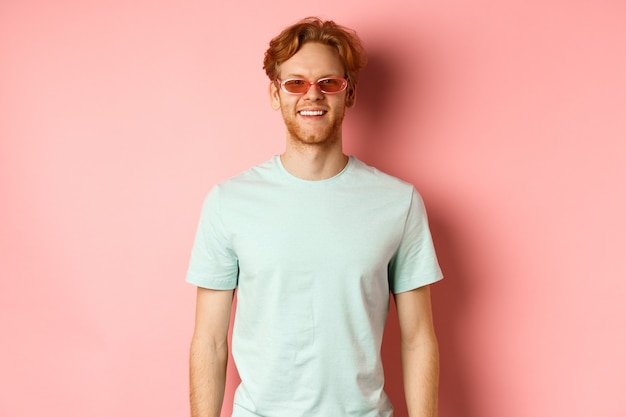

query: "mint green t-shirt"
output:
187 156 442 417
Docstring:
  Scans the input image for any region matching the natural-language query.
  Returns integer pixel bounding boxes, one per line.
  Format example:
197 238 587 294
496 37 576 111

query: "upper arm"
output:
394 285 437 347
192 287 235 345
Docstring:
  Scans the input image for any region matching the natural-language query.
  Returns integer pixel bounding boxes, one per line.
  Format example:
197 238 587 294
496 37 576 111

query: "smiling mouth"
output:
299 110 326 116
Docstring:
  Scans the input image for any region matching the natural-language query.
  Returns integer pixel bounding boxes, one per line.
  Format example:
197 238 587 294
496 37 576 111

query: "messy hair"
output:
263 17 367 99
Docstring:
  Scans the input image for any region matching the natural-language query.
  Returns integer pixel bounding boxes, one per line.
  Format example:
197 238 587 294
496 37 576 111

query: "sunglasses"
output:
277 77 348 95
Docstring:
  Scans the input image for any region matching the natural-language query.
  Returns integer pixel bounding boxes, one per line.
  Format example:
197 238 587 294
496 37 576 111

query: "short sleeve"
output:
186 185 239 289
388 188 443 294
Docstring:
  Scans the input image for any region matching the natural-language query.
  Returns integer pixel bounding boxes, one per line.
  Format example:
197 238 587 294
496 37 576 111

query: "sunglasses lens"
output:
280 78 347 94
318 78 346 93
282 79 309 94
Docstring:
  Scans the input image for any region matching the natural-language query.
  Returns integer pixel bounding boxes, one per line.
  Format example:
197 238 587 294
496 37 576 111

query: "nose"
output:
303 82 324 100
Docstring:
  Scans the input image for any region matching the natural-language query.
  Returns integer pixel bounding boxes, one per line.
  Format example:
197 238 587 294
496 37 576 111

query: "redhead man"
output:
187 17 442 417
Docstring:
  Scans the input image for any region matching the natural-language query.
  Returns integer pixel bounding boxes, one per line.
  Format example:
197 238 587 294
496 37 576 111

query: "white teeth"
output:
299 110 325 116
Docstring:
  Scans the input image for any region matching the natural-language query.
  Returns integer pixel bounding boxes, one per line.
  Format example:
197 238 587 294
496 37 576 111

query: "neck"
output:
280 141 348 181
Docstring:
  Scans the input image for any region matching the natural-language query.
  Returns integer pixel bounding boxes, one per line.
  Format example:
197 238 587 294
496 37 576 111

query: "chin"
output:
290 127 341 147
294 134 338 147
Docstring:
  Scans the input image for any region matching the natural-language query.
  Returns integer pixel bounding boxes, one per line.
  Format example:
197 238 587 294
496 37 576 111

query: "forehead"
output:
279 42 345 78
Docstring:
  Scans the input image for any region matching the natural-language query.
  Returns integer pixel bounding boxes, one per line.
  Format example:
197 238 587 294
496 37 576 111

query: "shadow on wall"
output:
355 47 479 417
428 211 478 417
347 47 403 168
347 41 435 174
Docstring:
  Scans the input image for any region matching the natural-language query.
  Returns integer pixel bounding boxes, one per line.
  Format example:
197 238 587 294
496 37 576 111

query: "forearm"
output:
401 337 440 417
189 336 229 417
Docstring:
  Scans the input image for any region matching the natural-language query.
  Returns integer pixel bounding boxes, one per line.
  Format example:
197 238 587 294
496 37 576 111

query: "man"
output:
187 17 443 417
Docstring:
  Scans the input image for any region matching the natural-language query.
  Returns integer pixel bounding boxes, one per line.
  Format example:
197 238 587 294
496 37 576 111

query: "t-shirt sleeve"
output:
186 185 239 290
388 188 443 294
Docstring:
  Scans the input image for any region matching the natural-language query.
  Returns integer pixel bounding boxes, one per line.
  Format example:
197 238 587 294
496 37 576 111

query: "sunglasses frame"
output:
277 77 348 95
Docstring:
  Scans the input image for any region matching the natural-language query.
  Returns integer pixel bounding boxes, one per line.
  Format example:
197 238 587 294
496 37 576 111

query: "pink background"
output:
2 1 625 416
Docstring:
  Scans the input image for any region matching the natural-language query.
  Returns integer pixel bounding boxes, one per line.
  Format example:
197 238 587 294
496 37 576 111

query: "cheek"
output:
330 96 348 112
278 96 300 112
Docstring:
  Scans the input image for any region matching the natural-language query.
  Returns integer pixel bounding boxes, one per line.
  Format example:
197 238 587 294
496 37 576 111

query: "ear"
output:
269 81 281 111
346 85 357 108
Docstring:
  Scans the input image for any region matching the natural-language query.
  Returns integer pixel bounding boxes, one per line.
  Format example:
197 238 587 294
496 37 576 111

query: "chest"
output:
226 188 407 284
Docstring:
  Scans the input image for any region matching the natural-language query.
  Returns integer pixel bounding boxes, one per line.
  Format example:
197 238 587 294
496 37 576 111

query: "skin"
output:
395 286 440 417
269 42 352 180
189 288 233 417
189 40 440 417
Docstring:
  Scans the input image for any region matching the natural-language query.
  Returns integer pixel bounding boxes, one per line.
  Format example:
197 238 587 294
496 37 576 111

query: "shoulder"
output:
222 156 278 186
350 157 412 187
348 157 417 198
207 156 280 197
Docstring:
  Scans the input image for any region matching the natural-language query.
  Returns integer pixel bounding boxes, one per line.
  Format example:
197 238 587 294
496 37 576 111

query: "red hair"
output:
263 17 367 103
